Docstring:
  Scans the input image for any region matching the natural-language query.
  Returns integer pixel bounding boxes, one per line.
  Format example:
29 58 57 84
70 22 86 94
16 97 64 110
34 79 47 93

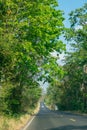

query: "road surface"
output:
25 102 87 130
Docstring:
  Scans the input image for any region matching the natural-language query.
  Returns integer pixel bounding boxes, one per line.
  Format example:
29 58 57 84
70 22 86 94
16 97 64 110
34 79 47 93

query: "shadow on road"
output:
51 110 87 119
47 125 87 130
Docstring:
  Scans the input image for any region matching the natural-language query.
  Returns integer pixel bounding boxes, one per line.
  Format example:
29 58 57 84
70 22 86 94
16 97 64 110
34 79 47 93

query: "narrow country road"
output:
25 102 87 130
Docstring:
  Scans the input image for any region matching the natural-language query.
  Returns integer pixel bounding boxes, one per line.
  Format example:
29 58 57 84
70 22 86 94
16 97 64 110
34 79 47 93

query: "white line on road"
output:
70 118 76 122
22 116 35 130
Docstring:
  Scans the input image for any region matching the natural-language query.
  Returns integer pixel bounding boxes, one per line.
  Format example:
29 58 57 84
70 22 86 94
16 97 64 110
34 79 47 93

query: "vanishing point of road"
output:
24 102 87 130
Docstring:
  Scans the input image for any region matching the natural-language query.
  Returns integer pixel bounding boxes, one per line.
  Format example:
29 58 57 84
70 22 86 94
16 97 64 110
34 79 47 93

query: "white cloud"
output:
75 25 83 30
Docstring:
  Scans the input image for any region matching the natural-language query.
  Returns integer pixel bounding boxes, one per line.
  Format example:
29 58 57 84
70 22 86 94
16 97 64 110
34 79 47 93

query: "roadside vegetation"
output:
46 3 87 113
0 0 65 129
0 102 40 130
0 114 30 130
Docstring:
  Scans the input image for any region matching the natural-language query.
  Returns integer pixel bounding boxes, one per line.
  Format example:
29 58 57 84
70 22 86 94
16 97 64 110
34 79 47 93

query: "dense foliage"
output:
46 3 87 113
0 0 65 115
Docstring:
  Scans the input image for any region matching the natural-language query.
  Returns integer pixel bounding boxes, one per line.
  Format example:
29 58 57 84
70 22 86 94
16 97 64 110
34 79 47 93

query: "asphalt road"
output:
25 102 87 130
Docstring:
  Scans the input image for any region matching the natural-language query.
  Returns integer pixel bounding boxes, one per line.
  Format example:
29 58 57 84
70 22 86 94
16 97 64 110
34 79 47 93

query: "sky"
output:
58 0 87 27
57 0 87 64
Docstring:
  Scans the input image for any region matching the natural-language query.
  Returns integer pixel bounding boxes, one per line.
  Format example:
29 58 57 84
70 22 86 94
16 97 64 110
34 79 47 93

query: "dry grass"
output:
0 114 31 130
0 103 40 130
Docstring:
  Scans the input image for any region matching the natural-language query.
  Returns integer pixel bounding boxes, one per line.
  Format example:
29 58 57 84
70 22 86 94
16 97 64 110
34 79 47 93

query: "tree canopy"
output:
46 3 87 113
0 0 65 115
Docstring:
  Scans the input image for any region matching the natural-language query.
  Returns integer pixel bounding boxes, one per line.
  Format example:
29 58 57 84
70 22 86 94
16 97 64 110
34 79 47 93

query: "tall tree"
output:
46 3 87 112
0 0 65 114
62 3 87 112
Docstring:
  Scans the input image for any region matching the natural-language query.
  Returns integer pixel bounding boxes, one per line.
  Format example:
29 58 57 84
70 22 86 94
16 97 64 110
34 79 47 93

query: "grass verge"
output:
0 103 40 130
